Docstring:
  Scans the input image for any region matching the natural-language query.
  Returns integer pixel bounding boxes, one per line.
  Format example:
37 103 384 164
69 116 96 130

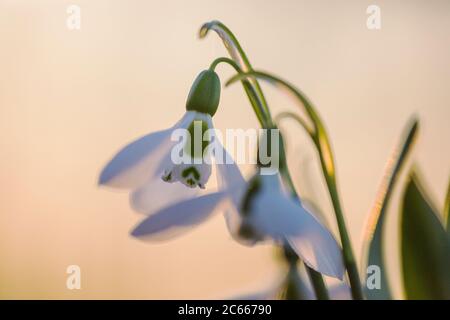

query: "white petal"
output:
251 176 345 279
153 111 210 179
285 204 344 279
98 112 195 189
130 178 199 214
213 142 251 242
131 191 227 240
214 140 247 191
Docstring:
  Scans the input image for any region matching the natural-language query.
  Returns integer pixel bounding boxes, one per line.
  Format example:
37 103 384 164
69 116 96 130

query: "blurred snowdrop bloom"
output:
99 111 213 189
132 149 345 278
99 69 235 219
129 148 243 240
224 169 345 279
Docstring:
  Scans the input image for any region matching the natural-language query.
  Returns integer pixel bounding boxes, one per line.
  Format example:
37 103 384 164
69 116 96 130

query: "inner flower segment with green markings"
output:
162 118 213 189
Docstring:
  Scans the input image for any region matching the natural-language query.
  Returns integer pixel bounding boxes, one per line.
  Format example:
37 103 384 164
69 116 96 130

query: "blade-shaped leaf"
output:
445 180 450 234
401 175 450 300
363 119 419 300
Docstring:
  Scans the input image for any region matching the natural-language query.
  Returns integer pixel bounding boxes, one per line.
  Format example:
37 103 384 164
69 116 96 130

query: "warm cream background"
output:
0 0 449 299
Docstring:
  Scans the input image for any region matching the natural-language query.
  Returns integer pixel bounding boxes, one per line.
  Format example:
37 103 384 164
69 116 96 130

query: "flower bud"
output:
186 70 221 116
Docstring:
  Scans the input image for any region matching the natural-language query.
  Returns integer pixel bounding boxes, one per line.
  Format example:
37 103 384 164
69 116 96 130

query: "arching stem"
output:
227 71 364 300
209 57 267 126
200 21 272 124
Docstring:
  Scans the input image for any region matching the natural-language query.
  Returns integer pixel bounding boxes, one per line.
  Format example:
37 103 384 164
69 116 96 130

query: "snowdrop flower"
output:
132 149 345 278
129 147 243 240
99 69 233 216
225 167 344 279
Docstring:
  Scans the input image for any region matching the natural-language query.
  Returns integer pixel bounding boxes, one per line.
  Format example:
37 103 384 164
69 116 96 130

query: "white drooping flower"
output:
99 67 344 279
132 152 345 279
99 69 237 224
227 172 344 279
99 111 212 189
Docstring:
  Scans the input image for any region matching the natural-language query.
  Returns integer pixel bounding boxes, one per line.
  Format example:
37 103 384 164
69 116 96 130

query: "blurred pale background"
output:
0 0 449 299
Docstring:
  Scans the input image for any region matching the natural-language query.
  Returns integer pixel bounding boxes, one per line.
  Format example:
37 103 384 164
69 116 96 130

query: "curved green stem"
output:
200 21 272 125
228 71 364 300
275 111 314 138
202 23 333 300
209 57 239 71
305 266 330 300
282 243 328 300
278 135 329 300
209 57 266 126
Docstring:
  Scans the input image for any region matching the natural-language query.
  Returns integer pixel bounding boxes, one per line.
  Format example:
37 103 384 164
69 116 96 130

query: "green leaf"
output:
401 175 450 299
445 180 450 234
362 119 419 300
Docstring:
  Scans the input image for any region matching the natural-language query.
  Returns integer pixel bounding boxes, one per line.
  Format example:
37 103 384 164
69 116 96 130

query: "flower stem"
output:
281 113 364 300
226 71 365 299
279 150 330 300
202 23 350 300
208 57 267 126
209 53 331 302
200 21 272 124
326 178 364 300
282 244 328 300
209 57 238 71
305 265 330 300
